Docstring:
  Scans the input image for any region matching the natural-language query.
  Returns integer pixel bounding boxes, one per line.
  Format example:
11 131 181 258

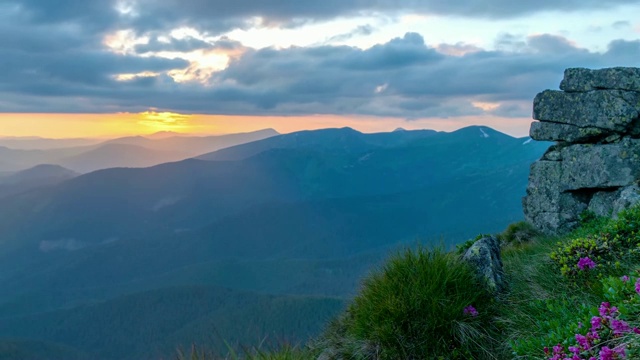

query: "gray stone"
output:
530 121 608 143
524 67 640 235
524 160 562 207
559 138 640 191
533 90 640 133
588 190 619 218
541 144 564 161
462 235 505 294
524 191 586 234
612 185 640 218
560 67 640 92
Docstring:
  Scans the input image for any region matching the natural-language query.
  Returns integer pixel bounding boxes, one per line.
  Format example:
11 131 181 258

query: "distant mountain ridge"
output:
0 129 279 173
0 164 78 199
197 127 438 161
0 126 551 359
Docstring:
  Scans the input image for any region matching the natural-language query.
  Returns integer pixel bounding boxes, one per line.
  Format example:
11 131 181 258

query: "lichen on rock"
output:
462 235 505 294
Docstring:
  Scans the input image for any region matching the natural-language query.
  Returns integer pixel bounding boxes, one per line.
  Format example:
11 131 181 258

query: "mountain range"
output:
0 129 278 173
0 126 550 359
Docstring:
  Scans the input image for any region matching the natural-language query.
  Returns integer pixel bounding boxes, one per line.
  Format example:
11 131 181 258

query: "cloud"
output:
436 42 483 56
326 25 376 43
134 35 215 54
6 30 637 119
526 34 585 54
7 0 639 38
612 20 631 29
2 1 640 119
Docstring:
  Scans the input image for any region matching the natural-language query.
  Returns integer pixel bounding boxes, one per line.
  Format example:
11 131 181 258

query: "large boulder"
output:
560 67 640 92
462 236 505 294
559 139 640 191
530 121 608 143
523 67 640 234
533 90 640 133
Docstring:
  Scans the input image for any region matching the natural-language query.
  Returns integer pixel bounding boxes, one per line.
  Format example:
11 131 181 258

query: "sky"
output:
1 0 639 138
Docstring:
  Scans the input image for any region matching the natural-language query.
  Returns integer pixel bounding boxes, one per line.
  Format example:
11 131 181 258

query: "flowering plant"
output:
543 275 640 360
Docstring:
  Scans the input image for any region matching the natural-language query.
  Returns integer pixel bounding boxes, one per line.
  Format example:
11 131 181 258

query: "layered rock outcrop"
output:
523 67 640 234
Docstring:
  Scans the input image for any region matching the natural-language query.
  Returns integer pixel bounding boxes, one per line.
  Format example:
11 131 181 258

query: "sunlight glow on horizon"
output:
0 112 532 139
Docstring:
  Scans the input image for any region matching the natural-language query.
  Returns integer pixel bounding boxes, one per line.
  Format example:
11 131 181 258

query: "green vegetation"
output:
497 221 540 246
185 204 640 359
176 343 315 360
501 206 640 359
318 247 499 359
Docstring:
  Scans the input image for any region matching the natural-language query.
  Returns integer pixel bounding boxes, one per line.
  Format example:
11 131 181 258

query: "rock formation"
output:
462 235 505 294
523 67 640 234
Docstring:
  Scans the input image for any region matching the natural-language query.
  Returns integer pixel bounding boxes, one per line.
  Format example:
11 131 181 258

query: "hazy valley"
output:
0 126 550 359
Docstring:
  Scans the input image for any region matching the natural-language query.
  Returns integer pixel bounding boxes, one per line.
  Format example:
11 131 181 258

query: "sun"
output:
137 110 193 132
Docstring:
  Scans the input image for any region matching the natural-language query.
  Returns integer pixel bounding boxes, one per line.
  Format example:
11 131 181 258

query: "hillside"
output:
0 129 278 173
0 164 78 199
232 205 640 359
0 286 343 360
0 126 550 358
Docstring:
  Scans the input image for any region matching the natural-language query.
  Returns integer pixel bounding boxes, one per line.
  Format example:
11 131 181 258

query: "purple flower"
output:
621 275 630 282
635 277 640 295
600 345 627 360
600 346 615 360
576 333 590 350
552 344 564 355
611 319 631 336
591 316 602 331
463 305 478 317
577 257 596 270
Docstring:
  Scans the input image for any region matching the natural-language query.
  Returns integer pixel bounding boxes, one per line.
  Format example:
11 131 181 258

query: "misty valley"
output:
0 127 550 359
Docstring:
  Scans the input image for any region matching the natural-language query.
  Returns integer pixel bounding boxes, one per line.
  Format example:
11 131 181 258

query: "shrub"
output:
538 274 640 360
550 205 640 281
498 221 540 246
337 246 497 359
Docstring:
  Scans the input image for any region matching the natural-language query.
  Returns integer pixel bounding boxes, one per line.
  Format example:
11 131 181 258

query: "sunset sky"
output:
1 0 639 138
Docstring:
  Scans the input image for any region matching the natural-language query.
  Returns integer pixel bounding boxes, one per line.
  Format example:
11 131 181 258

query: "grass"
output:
176 343 316 360
313 247 501 359
498 205 640 359
182 205 640 359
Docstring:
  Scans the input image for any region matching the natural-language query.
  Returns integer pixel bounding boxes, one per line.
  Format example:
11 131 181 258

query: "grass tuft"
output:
317 246 500 359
